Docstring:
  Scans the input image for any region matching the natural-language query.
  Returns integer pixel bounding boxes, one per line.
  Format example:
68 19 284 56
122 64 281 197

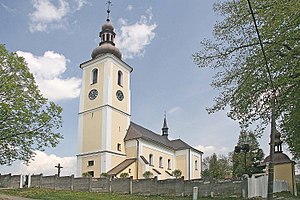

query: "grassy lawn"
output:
0 188 299 200
0 188 239 200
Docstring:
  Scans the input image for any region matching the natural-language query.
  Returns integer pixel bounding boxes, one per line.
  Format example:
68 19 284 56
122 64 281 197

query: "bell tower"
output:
76 3 133 177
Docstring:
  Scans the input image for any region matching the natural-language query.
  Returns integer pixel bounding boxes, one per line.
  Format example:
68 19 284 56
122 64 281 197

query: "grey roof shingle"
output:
125 122 203 154
107 158 136 176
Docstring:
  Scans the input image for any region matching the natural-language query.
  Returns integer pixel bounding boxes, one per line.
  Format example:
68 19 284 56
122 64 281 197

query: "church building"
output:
76 6 203 180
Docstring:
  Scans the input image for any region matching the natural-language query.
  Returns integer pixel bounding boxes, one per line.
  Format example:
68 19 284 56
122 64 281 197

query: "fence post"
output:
193 187 198 200
28 174 31 188
129 177 133 194
155 176 158 195
109 177 112 193
54 174 58 190
70 174 74 191
241 176 248 198
39 173 43 188
89 176 92 192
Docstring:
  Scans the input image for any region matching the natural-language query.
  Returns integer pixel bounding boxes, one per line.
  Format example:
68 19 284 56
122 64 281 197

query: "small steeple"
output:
162 112 169 138
91 1 122 60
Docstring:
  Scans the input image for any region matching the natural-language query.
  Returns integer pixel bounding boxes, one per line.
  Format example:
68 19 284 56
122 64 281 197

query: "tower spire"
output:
162 111 169 138
91 1 122 60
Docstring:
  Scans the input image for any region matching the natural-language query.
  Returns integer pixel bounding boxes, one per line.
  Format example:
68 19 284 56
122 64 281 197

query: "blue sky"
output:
0 0 276 175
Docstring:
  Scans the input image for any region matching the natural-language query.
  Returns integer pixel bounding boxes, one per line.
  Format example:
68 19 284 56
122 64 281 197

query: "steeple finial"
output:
162 111 169 137
106 1 112 22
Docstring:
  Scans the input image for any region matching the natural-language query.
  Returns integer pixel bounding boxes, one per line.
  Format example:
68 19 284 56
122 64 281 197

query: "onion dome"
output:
261 152 293 165
91 2 122 60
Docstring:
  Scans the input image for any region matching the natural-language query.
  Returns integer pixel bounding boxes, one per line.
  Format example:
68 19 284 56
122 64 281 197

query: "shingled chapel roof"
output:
125 122 203 154
261 152 293 166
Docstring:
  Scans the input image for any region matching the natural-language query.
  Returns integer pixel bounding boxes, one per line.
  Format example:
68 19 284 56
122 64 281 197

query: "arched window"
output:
159 157 163 168
149 154 153 166
91 68 98 84
195 160 198 170
117 70 123 86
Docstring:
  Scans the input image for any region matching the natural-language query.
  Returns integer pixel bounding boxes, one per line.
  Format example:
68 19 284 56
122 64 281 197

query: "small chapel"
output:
76 5 203 180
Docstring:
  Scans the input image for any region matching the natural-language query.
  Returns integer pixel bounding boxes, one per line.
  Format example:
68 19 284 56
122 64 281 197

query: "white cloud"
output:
126 5 133 11
29 0 87 32
74 0 87 10
17 151 76 176
30 0 69 22
196 145 229 157
1 3 17 14
116 7 157 59
168 106 181 114
16 50 81 101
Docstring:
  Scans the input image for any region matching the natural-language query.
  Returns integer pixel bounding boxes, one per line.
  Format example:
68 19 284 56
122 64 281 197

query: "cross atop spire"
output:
106 1 112 22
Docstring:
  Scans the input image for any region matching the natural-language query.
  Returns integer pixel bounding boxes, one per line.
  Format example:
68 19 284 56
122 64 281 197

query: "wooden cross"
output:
55 163 63 177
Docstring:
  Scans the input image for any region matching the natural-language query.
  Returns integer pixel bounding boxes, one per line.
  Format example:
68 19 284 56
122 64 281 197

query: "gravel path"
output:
0 194 37 200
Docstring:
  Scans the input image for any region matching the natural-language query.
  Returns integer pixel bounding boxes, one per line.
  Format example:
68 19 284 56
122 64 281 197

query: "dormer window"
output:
117 70 123 86
91 68 98 84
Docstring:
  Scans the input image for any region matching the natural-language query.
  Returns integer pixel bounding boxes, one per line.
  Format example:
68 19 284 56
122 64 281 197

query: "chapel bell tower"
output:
76 3 133 177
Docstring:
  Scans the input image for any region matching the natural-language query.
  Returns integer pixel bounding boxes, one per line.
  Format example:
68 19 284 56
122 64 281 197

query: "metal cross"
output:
106 1 112 21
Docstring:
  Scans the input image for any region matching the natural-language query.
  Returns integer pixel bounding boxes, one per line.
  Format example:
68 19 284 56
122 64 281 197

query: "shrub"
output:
173 169 182 178
119 173 129 178
100 173 108 178
143 171 153 179
82 172 92 177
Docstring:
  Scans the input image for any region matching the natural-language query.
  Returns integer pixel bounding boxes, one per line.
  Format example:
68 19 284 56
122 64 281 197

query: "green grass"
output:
0 188 238 200
0 188 299 200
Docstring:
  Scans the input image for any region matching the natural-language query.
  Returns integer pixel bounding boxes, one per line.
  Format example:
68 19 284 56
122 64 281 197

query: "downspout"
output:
136 139 139 179
188 149 191 180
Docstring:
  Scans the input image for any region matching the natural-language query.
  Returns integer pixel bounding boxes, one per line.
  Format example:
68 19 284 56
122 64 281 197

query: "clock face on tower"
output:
116 90 124 101
88 89 98 100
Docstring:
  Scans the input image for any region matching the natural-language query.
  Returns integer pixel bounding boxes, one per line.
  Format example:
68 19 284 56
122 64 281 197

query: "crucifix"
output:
55 163 63 177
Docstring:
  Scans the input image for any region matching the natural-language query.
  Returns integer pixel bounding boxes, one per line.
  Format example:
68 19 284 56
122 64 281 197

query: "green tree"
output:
231 130 264 177
172 169 182 179
202 153 232 180
193 0 300 159
0 44 63 165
